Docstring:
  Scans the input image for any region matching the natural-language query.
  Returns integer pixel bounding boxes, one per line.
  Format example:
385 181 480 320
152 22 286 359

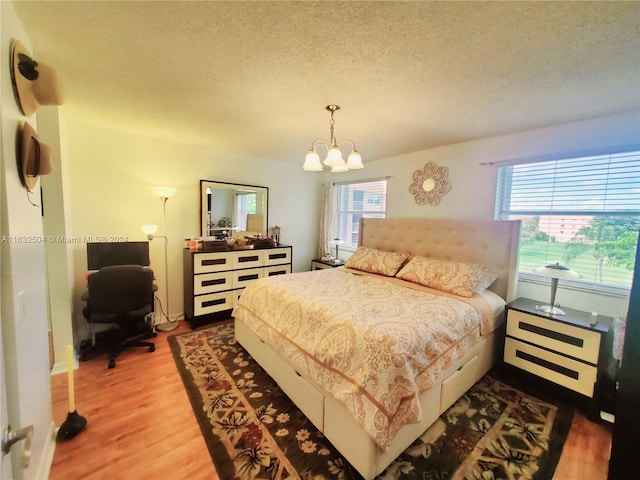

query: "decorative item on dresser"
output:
503 297 616 419
183 244 292 329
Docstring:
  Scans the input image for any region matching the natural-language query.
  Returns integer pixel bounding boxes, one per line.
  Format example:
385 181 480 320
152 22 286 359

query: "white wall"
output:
63 121 321 339
335 110 640 317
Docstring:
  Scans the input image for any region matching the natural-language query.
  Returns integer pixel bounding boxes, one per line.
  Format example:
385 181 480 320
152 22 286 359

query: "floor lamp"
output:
142 185 177 332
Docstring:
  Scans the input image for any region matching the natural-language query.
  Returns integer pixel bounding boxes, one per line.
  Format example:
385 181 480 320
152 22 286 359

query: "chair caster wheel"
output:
108 358 116 369
149 345 155 353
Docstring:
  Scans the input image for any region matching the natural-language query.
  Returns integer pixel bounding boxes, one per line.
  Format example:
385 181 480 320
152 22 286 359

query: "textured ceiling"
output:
12 1 640 166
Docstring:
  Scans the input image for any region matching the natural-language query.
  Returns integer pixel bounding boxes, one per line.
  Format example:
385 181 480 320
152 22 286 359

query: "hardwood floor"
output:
49 320 611 479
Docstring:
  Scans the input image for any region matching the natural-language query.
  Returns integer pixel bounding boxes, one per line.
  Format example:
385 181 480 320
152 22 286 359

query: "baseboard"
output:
50 354 79 376
35 421 57 480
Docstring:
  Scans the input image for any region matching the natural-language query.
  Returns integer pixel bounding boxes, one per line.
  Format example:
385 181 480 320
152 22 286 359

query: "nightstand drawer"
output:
505 338 597 397
507 310 601 365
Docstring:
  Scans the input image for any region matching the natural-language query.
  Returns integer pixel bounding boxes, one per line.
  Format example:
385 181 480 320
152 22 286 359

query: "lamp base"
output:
156 320 178 332
536 304 566 316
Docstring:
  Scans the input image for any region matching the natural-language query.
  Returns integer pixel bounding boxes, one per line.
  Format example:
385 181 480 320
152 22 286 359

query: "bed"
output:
233 218 521 479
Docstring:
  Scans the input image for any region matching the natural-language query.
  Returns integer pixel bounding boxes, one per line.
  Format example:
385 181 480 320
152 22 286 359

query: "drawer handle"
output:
269 253 287 260
203 298 226 308
515 349 579 380
519 321 584 348
202 278 226 287
238 255 259 263
238 274 259 282
268 270 286 276
202 258 227 266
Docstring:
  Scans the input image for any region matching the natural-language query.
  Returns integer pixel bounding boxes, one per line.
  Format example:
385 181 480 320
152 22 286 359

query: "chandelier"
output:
302 105 364 172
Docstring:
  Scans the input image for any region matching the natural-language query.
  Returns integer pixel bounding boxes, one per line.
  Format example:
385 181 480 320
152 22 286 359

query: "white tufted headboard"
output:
359 218 521 302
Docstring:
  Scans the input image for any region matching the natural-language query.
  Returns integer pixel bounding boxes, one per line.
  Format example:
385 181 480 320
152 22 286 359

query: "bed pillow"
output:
395 256 486 297
474 271 498 293
344 246 409 276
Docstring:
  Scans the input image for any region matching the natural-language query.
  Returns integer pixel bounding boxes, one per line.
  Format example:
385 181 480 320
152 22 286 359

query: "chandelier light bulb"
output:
324 147 345 166
303 151 323 171
346 151 364 169
302 104 364 172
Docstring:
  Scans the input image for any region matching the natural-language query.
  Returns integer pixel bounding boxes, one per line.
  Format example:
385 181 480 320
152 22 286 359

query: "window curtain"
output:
317 183 335 258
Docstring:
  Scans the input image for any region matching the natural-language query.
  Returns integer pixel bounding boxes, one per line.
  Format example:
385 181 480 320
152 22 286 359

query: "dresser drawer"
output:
504 338 597 397
507 310 601 365
263 247 291 266
232 267 264 289
194 291 234 316
232 250 264 269
264 264 291 277
232 289 244 308
193 252 233 274
194 271 233 294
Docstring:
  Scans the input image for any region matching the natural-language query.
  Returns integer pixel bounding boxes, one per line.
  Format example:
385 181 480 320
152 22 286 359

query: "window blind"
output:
335 178 388 249
496 150 640 289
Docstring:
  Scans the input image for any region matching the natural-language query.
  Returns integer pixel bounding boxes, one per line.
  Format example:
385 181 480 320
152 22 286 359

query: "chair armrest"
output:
81 289 90 301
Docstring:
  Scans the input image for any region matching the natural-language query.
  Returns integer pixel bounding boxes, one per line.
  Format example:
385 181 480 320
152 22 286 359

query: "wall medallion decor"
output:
409 161 451 206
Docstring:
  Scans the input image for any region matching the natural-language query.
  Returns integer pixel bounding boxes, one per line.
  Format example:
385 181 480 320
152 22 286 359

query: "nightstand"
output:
311 258 344 270
503 297 615 418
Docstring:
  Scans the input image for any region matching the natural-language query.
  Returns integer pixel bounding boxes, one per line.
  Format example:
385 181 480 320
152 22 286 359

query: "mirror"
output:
200 180 269 238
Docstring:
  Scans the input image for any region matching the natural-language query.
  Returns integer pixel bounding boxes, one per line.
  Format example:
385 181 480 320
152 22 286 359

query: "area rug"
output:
168 320 573 480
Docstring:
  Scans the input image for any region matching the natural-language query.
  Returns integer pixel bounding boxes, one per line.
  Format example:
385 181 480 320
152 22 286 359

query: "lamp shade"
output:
533 262 581 315
533 262 582 280
303 151 323 171
141 224 157 235
324 147 345 166
345 151 364 169
141 224 158 240
151 186 176 199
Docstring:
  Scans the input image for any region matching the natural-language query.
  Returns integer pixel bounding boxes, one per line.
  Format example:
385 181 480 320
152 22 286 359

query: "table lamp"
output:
328 238 345 264
533 262 582 315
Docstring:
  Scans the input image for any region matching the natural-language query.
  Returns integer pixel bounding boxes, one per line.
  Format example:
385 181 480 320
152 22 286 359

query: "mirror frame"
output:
200 180 269 237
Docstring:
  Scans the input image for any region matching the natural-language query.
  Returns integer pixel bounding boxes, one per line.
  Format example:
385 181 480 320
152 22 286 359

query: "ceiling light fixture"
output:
303 105 364 172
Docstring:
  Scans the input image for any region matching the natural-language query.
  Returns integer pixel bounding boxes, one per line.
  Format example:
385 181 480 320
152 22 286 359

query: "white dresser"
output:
183 245 292 328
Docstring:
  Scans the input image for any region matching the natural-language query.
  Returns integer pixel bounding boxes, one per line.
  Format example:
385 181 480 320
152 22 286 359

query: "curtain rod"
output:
332 176 391 186
480 144 639 167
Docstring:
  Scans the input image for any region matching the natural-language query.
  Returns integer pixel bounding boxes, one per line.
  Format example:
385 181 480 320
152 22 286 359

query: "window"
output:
495 150 640 290
335 179 387 249
235 192 256 230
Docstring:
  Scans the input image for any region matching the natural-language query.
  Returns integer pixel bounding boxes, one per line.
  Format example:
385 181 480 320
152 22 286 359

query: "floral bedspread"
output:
232 268 489 450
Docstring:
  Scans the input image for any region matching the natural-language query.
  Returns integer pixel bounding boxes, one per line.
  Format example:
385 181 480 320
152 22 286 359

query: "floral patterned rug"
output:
168 320 573 480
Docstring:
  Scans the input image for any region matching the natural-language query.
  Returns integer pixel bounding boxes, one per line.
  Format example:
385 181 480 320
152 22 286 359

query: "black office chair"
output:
82 265 156 368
